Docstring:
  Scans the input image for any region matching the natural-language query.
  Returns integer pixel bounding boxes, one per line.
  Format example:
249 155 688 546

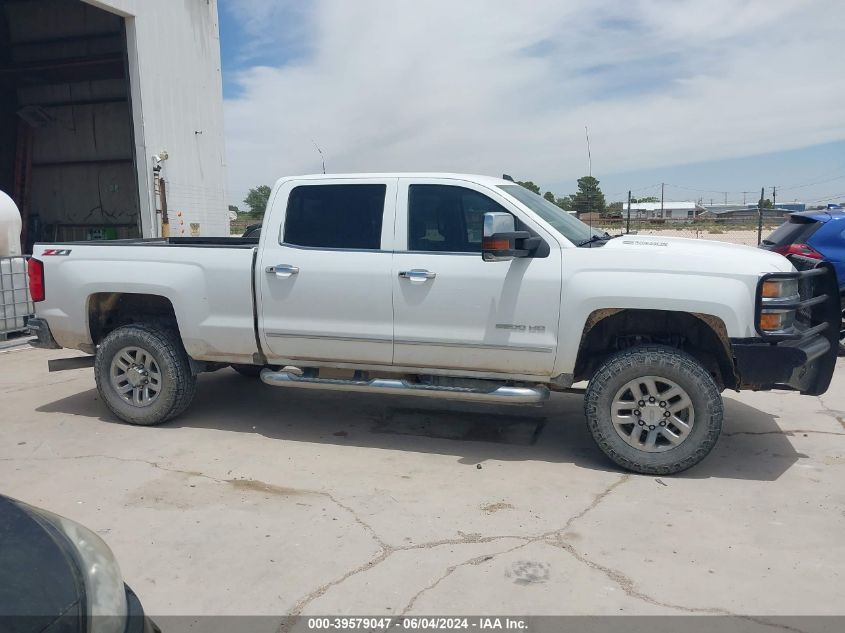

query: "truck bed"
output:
32 238 259 364
50 236 259 248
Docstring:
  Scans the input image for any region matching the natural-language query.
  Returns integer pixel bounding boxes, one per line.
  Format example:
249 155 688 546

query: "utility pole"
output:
772 186 777 208
757 186 765 245
660 182 664 219
626 190 632 234
724 192 728 207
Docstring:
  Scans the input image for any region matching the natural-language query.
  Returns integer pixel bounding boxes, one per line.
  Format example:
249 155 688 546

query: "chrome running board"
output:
260 369 549 404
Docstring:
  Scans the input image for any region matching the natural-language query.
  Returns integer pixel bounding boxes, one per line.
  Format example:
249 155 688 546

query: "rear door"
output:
391 178 562 376
257 178 397 365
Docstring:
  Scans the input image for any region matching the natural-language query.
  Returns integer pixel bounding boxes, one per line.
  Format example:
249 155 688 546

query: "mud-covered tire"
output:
232 364 263 378
584 345 723 475
94 323 196 426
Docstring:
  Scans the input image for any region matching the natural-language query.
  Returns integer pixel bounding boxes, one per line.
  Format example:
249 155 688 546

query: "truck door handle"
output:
399 269 436 283
266 264 300 277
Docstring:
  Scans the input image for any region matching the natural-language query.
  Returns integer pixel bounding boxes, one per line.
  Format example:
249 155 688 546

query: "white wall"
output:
84 0 228 237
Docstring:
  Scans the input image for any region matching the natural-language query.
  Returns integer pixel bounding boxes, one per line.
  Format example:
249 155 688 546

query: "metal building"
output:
0 0 228 252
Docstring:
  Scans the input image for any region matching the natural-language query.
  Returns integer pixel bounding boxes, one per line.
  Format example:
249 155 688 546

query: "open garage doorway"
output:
0 0 141 252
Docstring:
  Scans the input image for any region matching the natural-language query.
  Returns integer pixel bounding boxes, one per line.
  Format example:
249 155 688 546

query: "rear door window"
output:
284 184 386 250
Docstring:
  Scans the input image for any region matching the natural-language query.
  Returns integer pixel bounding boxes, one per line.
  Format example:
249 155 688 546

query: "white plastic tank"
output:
0 189 23 257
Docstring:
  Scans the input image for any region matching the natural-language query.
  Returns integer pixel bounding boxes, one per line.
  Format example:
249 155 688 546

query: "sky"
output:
218 0 845 207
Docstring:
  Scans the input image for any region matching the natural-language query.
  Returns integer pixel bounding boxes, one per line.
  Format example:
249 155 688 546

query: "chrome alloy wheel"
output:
110 346 162 407
611 376 694 452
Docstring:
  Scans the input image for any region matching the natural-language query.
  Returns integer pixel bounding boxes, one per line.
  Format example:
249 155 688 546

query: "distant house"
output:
776 203 806 213
700 205 792 223
622 202 703 223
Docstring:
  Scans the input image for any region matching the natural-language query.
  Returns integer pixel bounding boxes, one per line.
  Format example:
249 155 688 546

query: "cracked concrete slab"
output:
402 540 679 615
1 346 844 617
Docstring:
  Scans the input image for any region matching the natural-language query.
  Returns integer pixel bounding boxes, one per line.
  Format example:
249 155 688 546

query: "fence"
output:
1 256 33 341
589 216 781 248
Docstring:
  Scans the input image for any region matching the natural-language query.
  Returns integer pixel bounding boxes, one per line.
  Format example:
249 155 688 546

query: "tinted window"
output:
284 184 386 249
762 216 822 246
408 185 510 252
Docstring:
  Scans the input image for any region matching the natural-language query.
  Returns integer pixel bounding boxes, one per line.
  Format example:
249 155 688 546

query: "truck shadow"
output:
37 369 805 481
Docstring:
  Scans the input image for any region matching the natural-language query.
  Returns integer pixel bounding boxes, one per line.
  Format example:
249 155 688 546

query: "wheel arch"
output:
87 292 181 346
573 308 738 390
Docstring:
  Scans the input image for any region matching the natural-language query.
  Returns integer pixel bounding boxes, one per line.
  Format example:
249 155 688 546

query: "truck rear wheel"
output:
584 345 723 475
94 323 196 426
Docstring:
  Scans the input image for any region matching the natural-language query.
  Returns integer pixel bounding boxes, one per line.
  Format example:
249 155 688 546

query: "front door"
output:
257 178 397 365
392 178 562 376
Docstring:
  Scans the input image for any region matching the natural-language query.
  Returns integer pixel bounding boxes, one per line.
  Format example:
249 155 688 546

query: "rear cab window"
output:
283 184 387 250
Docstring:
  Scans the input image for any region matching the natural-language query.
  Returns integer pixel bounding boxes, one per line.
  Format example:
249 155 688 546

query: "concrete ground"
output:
1 345 844 619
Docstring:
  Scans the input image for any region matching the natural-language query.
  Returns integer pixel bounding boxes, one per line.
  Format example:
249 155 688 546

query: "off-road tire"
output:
232 364 263 378
584 345 723 475
94 323 197 425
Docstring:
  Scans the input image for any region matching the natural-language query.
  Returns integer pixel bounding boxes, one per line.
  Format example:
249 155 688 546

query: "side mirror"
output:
482 212 536 262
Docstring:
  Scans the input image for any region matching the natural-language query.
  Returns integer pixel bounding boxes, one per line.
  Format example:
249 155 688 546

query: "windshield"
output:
497 185 606 246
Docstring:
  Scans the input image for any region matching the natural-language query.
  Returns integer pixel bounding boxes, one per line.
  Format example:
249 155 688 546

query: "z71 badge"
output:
41 249 72 256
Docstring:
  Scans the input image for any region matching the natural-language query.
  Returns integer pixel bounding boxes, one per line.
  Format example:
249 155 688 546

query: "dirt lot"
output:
1 345 844 619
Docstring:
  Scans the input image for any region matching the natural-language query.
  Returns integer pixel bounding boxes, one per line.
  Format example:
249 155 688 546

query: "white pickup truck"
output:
28 173 840 474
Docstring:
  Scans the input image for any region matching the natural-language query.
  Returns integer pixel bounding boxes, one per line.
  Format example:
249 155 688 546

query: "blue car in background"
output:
760 205 845 354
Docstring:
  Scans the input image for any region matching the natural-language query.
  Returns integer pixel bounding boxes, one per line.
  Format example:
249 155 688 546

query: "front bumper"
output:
27 317 61 349
731 263 839 395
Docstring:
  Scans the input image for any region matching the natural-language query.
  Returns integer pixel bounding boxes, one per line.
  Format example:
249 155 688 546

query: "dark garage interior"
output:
0 0 141 253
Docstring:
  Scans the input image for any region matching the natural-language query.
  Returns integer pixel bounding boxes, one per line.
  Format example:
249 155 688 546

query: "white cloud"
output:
223 0 845 200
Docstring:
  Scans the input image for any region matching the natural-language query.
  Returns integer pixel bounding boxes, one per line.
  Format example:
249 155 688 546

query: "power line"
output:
803 191 845 203
776 173 845 192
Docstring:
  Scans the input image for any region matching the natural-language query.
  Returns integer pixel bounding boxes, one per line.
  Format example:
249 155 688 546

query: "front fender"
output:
554 270 756 377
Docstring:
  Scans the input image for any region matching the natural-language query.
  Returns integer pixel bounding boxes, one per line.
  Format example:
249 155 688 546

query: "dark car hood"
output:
0 496 84 632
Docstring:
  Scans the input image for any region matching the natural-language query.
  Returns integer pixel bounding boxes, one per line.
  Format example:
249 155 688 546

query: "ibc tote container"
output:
0 256 33 336
0 190 22 257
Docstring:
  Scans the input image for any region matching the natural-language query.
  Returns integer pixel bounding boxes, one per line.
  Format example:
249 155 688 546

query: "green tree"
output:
543 191 556 203
631 196 659 203
516 180 541 195
758 197 774 209
244 185 272 216
228 204 240 213
571 176 606 217
554 196 573 211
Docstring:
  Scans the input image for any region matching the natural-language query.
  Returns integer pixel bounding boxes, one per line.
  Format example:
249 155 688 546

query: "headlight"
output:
29 506 128 633
761 278 799 299
758 274 801 334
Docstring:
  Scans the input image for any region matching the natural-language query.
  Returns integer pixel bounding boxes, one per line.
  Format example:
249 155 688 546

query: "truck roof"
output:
275 173 514 187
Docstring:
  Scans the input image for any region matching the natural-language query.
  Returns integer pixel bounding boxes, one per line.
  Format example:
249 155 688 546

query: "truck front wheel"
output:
584 346 723 475
94 323 197 426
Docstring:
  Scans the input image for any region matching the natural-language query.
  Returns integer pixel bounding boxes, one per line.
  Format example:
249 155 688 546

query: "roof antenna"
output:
312 140 326 174
585 125 592 177
585 125 594 241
